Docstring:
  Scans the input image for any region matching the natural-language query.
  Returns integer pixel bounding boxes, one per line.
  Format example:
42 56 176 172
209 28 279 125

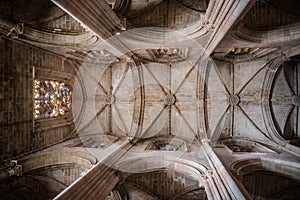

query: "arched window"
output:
34 80 72 119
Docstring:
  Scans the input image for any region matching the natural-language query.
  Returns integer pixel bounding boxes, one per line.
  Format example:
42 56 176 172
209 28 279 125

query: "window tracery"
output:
34 80 72 119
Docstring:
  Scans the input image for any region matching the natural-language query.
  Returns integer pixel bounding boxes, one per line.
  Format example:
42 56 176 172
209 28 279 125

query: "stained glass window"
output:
157 144 178 151
229 47 252 55
34 80 72 119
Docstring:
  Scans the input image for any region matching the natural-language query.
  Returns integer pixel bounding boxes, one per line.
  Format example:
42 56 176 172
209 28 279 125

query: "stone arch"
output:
12 151 97 199
0 176 50 200
219 137 276 153
20 151 96 173
111 156 212 199
230 158 300 199
261 50 300 155
269 55 300 147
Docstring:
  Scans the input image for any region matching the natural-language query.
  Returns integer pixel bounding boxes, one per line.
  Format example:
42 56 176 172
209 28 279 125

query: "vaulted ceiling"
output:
36 0 298 150
1 0 300 199
0 0 298 151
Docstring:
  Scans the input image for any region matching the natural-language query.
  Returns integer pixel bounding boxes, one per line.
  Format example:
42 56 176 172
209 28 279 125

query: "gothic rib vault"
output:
0 0 300 199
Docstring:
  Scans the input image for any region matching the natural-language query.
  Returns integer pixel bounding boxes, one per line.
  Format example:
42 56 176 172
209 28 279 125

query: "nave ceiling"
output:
0 0 299 149
1 0 300 199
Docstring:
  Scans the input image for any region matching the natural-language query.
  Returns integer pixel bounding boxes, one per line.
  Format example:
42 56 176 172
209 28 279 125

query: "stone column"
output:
204 0 256 55
201 140 250 200
54 141 132 200
52 0 121 39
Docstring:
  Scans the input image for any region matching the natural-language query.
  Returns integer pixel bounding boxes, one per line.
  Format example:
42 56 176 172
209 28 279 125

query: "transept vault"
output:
0 0 300 199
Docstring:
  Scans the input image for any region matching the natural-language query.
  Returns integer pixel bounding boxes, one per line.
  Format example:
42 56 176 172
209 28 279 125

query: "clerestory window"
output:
34 80 72 119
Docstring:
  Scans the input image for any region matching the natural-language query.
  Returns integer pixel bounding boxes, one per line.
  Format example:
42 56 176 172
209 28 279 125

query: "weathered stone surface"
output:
0 0 300 199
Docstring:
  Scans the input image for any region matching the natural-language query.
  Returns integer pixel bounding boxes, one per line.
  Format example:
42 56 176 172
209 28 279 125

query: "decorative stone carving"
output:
229 94 240 106
105 94 115 105
118 18 126 31
7 23 24 39
5 160 22 177
164 94 176 105
205 169 214 177
293 95 300 106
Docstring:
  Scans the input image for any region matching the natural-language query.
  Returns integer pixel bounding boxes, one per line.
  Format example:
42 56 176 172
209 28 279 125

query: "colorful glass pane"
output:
34 80 72 119
157 144 178 151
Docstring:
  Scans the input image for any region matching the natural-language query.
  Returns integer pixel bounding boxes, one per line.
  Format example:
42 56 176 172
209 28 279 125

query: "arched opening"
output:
242 171 300 199
231 158 300 200
106 169 207 200
270 54 300 147
106 156 209 200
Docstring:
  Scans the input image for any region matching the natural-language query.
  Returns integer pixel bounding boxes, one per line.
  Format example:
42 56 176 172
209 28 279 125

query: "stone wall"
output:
0 35 76 163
